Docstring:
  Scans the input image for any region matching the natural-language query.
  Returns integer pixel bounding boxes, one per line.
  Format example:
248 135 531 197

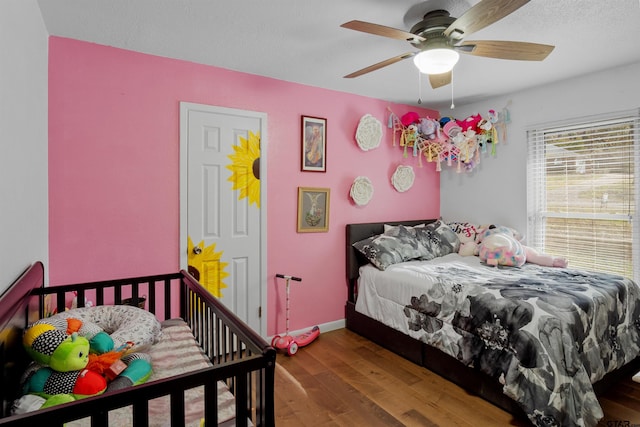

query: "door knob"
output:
193 246 202 255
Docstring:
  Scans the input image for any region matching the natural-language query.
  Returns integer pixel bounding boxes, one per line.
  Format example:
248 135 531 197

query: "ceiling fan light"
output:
413 49 459 74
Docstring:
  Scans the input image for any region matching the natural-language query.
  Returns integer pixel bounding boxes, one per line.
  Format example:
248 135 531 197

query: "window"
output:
527 110 640 283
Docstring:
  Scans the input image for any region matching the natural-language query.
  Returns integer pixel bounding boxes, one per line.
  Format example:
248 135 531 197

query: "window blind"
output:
526 110 640 283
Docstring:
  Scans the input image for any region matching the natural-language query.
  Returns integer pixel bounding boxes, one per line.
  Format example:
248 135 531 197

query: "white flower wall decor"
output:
391 165 415 192
355 114 383 151
350 176 374 206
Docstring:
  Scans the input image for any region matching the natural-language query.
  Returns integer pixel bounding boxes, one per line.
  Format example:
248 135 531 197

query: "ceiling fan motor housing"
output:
409 10 458 50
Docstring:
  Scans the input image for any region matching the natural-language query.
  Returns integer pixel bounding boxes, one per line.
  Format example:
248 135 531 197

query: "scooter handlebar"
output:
276 274 302 281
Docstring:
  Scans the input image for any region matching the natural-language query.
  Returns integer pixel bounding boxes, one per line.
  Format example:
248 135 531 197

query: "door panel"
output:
180 103 266 335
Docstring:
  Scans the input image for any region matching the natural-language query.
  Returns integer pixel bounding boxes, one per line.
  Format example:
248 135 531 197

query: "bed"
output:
346 219 640 427
0 261 275 427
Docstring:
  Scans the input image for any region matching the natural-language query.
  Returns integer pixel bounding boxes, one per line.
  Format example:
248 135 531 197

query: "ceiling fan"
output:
341 0 554 88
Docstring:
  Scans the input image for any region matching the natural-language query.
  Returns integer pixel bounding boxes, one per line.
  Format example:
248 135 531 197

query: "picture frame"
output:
297 187 330 233
301 116 327 172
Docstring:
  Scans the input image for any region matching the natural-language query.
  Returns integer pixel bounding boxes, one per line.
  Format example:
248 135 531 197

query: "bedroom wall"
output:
47 36 440 335
439 60 640 239
0 1 48 294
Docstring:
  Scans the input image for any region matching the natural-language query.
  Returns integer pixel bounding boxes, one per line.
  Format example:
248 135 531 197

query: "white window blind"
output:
527 110 640 284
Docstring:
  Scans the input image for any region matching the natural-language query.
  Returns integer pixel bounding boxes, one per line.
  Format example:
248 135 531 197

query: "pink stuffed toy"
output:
457 114 482 132
524 246 568 268
400 112 420 127
478 232 526 267
477 225 568 268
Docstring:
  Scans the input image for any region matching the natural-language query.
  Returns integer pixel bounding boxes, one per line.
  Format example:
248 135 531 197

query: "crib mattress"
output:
69 319 235 427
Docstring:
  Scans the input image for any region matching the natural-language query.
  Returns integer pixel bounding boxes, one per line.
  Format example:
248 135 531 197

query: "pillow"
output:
414 220 461 260
352 225 427 270
446 221 481 244
383 223 425 233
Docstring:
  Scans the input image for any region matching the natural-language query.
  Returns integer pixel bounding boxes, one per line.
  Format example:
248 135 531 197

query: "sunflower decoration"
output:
226 131 261 208
187 236 229 298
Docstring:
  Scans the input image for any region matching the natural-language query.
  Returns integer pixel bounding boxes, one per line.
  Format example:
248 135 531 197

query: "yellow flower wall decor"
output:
187 236 229 298
226 131 261 208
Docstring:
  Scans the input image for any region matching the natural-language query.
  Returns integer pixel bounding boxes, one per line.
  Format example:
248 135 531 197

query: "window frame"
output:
526 109 640 284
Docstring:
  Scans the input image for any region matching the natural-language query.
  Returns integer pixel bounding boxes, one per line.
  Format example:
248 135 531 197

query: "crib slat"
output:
90 410 108 427
204 381 219 425
170 390 185 426
148 280 156 314
235 373 249 427
132 400 149 426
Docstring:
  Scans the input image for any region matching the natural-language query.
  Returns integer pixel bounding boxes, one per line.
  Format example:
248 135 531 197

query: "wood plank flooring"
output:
274 328 640 426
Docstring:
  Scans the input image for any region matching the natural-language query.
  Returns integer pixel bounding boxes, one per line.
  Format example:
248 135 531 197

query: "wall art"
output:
297 187 330 232
301 116 327 172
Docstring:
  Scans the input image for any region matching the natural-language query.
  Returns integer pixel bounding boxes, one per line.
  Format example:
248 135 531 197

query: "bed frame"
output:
0 262 275 427
345 219 640 421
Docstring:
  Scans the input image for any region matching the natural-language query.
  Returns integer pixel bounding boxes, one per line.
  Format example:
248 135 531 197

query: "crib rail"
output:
0 264 275 427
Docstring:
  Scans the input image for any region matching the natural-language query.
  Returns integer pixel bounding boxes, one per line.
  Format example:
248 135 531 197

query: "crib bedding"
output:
355 253 640 427
67 319 235 427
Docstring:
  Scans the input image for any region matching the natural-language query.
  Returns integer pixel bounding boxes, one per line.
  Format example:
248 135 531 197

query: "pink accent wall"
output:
48 37 440 335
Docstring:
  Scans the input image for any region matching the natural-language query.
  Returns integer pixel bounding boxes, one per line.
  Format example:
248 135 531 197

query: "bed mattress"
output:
355 253 640 427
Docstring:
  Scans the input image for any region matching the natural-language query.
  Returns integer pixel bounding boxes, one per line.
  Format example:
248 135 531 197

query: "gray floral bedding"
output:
355 255 640 427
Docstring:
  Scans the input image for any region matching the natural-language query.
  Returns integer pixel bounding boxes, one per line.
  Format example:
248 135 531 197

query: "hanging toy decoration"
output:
387 108 509 173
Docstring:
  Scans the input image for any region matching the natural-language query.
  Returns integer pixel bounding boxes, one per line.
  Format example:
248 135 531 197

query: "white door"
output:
180 102 267 336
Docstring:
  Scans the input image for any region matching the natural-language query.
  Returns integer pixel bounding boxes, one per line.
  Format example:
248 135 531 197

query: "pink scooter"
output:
271 274 320 356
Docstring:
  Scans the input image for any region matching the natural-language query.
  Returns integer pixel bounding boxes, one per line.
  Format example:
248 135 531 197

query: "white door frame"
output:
179 101 268 337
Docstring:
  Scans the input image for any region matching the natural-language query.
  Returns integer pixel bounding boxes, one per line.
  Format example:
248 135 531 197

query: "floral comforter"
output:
355 254 640 427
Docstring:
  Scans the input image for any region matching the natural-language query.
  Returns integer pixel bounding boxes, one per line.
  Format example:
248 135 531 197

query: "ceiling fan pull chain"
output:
450 69 455 109
417 70 422 104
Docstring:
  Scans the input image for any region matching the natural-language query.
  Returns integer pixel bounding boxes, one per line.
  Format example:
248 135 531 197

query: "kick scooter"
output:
271 274 320 356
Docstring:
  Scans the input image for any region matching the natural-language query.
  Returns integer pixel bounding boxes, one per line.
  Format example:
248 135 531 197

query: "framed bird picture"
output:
297 187 330 232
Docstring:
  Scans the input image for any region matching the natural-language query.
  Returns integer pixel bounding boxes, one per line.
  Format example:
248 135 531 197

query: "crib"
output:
0 262 276 426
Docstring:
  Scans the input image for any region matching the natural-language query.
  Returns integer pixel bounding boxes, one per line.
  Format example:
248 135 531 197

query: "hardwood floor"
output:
273 328 640 427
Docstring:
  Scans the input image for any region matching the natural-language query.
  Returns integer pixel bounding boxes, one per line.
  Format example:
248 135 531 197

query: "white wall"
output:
440 61 640 237
0 1 48 293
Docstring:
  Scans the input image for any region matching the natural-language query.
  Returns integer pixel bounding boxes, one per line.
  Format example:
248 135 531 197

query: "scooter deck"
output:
294 325 320 347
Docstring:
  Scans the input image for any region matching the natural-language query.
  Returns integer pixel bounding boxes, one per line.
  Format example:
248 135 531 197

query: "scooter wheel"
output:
271 335 281 347
287 341 298 356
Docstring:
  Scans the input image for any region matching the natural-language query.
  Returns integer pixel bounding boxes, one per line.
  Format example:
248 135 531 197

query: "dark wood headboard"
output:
345 219 437 302
0 262 43 417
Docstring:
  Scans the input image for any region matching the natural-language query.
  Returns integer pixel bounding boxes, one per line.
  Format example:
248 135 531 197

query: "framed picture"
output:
301 116 327 172
297 187 330 233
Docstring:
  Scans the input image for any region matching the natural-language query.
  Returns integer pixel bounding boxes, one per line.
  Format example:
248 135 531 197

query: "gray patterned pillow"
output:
353 225 428 270
414 220 460 260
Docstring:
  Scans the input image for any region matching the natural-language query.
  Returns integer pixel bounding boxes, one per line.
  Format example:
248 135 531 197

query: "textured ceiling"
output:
37 0 640 110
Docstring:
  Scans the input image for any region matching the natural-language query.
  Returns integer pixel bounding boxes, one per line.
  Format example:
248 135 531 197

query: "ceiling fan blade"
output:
429 72 452 89
444 0 530 39
341 20 425 43
457 40 554 61
344 52 416 78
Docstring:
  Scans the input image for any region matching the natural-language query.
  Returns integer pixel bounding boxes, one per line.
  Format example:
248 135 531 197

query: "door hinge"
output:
258 306 262 318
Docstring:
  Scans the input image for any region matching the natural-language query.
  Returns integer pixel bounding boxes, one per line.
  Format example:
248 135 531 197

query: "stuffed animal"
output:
457 113 482 132
23 324 92 372
477 224 568 268
21 365 108 398
524 245 569 268
478 230 526 267
18 306 158 409
418 117 439 140
400 111 420 127
12 393 77 415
